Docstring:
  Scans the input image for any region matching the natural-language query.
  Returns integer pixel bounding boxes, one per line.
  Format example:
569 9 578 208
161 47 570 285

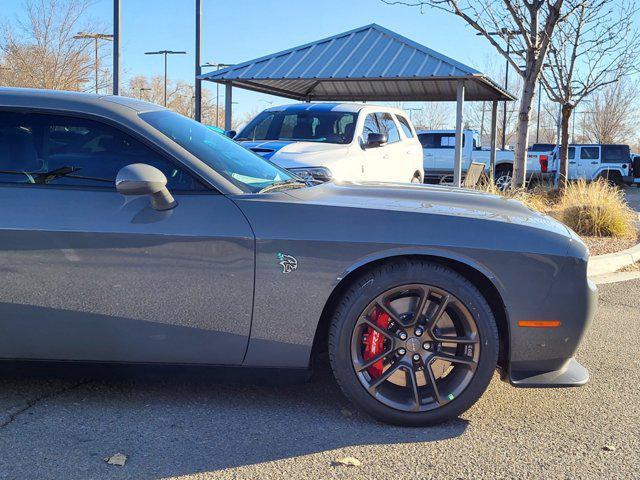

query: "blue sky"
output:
5 0 637 123
5 0 502 118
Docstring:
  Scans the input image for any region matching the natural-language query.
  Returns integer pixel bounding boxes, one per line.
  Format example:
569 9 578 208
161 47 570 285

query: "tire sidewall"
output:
330 261 498 426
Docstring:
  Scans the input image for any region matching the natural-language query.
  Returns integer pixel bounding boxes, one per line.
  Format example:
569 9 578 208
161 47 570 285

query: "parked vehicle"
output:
234 103 423 184
549 144 633 185
632 153 640 186
418 129 551 188
0 88 596 426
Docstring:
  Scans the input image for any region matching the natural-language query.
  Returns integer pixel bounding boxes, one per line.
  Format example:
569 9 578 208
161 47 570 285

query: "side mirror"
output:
116 163 177 211
225 130 236 138
365 133 388 148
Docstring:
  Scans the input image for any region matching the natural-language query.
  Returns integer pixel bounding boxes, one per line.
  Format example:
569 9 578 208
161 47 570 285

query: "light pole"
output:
113 0 120 95
138 87 151 99
202 62 233 127
145 50 187 107
73 32 113 93
479 29 521 150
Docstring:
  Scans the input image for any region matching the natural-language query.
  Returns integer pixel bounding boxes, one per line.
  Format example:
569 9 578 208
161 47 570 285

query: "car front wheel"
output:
329 260 498 426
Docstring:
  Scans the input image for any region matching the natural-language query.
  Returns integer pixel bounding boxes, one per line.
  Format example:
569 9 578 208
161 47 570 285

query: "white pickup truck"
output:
417 129 551 187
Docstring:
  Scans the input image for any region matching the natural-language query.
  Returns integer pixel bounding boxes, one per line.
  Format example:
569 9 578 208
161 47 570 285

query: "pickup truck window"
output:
568 147 575 160
396 115 414 138
375 113 400 143
580 147 599 160
418 133 465 149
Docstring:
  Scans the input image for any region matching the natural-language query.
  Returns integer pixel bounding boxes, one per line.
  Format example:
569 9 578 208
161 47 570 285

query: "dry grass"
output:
475 178 637 238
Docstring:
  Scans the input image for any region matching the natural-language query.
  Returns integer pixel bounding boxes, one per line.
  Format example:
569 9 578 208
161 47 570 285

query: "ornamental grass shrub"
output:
475 177 636 238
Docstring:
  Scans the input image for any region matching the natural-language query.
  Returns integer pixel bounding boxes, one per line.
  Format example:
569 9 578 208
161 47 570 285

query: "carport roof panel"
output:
199 24 515 102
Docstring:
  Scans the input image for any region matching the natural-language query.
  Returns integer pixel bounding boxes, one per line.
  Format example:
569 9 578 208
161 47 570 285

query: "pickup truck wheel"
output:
328 260 498 426
494 167 513 191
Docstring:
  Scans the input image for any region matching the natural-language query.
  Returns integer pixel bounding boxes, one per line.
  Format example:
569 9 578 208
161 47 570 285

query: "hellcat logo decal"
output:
277 253 298 274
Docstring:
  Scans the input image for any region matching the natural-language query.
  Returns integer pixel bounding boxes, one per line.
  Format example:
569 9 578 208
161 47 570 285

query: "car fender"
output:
334 246 507 301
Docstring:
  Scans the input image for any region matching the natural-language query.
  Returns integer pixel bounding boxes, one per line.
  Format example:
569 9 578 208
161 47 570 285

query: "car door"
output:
375 112 406 182
567 146 578 179
578 146 599 179
360 112 384 181
0 111 255 365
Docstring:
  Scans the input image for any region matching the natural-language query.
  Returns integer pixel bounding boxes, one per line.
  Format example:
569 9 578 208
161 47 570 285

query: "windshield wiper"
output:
258 179 307 194
34 166 82 184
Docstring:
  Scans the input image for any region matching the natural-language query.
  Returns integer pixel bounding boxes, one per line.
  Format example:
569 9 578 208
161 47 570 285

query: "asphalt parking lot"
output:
625 185 640 212
0 279 638 480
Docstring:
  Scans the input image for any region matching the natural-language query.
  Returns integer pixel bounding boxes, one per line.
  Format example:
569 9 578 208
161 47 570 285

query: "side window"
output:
375 113 400 143
602 145 629 163
362 113 380 143
395 115 414 138
580 147 599 160
568 147 575 160
0 112 203 191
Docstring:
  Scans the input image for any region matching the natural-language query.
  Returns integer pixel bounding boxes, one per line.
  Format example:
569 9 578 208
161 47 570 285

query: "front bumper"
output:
505 269 597 388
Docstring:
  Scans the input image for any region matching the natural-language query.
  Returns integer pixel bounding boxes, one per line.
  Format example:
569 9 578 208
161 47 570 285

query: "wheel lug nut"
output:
412 354 421 362
397 348 406 356
423 342 431 350
398 332 408 340
415 327 423 336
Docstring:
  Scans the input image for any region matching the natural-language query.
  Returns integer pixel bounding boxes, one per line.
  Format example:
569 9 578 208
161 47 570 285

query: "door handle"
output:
569 161 576 164
591 161 598 165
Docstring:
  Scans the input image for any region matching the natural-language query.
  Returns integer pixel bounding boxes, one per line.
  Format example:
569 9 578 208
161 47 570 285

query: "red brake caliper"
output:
362 307 390 379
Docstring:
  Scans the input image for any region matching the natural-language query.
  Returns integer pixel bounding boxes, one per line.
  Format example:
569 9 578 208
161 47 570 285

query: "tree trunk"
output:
512 75 536 188
558 103 573 192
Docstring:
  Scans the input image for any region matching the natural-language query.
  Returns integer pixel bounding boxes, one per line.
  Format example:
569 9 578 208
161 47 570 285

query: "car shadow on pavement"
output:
0 364 467 479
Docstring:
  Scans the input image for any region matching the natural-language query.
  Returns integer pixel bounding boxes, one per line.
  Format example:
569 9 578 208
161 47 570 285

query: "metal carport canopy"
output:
199 23 516 186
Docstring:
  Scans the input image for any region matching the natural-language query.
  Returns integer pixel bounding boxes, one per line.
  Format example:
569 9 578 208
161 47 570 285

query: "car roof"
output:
0 87 165 117
263 102 409 115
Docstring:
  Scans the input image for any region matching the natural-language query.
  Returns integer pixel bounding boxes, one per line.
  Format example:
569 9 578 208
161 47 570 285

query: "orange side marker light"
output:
518 320 561 328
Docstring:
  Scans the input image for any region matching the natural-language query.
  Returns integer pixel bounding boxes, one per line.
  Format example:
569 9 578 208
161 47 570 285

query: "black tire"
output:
328 259 498 426
494 166 513 191
598 170 624 187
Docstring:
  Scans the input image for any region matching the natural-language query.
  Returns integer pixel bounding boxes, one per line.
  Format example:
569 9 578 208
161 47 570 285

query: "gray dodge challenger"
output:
0 88 596 426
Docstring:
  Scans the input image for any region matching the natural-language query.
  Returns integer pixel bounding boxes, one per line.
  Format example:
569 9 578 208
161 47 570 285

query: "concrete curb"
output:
588 240 640 277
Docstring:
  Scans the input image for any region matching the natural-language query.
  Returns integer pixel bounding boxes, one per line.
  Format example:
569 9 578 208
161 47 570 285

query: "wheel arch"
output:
312 252 510 372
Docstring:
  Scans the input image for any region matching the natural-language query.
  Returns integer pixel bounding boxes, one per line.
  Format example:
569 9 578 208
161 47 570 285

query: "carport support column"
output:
489 101 498 183
453 81 466 187
224 83 233 131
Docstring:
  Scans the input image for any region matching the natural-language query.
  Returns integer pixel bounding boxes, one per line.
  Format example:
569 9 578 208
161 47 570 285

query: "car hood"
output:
284 181 570 236
238 140 349 167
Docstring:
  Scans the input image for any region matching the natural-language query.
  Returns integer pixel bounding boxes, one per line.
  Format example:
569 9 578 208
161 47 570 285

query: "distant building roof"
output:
200 24 515 102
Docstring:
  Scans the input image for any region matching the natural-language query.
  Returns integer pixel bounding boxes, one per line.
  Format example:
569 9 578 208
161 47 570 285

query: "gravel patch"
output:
583 230 639 256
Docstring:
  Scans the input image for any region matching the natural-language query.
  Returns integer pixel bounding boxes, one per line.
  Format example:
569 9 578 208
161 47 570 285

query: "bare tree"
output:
124 75 243 129
0 0 106 92
383 0 567 188
413 102 455 129
581 79 639 144
541 0 640 189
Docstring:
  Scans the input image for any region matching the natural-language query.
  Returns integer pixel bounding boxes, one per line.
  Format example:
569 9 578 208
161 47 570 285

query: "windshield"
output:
139 110 296 193
235 109 357 144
